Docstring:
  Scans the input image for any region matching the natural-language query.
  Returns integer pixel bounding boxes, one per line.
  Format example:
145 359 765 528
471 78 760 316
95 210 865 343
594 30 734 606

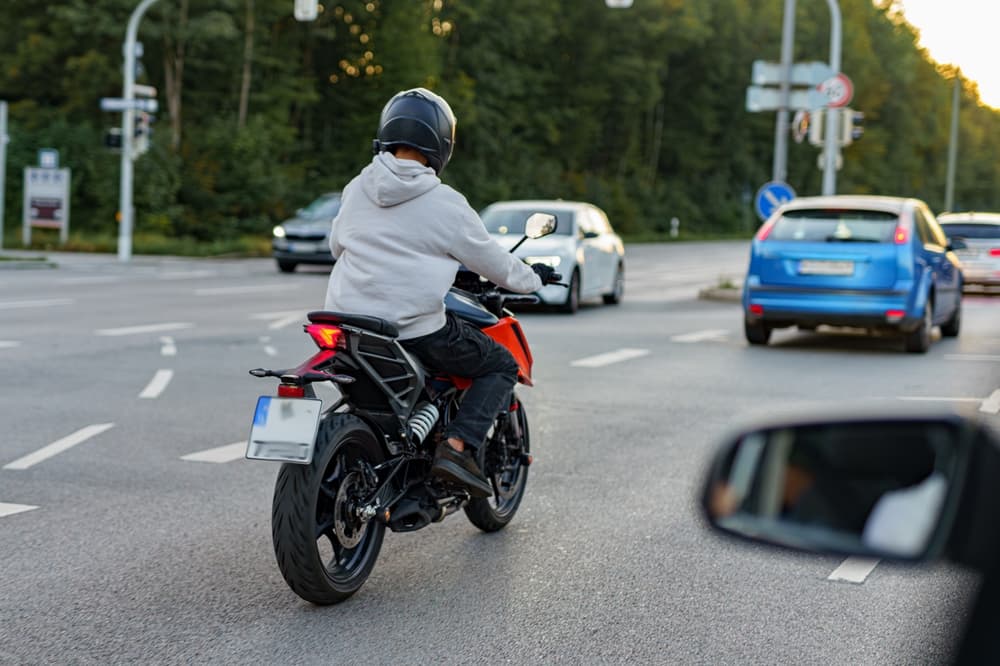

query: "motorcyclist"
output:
323 87 554 497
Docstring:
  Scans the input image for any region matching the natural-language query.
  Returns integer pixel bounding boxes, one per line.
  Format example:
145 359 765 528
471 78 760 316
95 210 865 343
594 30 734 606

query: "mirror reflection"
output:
706 421 961 558
524 213 557 239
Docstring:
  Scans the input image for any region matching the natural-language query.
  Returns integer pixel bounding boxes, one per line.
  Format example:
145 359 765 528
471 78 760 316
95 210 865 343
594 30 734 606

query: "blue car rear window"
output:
771 209 898 243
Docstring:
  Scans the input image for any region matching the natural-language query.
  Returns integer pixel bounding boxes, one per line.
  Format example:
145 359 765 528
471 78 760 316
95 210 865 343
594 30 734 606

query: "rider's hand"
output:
530 263 556 285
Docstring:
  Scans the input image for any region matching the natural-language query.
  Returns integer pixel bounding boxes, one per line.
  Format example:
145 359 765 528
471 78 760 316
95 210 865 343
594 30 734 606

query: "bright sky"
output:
893 0 1000 108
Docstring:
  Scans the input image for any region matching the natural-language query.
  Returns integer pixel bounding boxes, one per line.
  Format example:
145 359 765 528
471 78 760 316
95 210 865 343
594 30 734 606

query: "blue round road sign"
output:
754 181 796 221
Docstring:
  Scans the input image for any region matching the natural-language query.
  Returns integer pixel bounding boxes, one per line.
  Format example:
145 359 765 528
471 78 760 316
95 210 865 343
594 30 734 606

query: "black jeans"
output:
401 312 518 449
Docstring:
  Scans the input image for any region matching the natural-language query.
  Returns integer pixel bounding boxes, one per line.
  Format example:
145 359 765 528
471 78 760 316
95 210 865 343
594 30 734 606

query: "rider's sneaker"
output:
431 445 493 498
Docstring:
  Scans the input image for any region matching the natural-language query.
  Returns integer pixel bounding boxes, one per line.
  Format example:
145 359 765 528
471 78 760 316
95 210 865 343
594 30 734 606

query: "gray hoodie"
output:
323 152 543 339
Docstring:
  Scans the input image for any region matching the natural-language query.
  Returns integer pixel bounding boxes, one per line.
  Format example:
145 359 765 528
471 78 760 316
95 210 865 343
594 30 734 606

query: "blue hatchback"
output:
743 195 963 353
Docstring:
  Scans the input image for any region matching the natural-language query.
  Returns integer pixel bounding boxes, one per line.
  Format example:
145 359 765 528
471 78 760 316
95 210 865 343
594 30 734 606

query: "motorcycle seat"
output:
307 311 399 338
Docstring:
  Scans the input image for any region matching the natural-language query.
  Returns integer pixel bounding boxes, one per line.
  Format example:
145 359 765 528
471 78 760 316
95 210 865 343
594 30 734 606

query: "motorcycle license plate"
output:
246 396 322 465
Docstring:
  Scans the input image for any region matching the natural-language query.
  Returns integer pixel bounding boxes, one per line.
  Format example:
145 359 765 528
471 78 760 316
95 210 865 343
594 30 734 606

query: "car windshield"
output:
481 208 574 236
938 222 1000 239
770 209 899 243
299 194 341 220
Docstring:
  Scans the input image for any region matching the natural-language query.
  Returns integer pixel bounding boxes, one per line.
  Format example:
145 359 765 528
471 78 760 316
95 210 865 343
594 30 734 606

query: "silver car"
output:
480 200 626 313
271 192 341 273
937 212 1000 287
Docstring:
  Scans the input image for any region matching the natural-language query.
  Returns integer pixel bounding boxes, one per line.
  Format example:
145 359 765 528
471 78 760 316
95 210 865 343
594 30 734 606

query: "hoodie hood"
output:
360 152 440 207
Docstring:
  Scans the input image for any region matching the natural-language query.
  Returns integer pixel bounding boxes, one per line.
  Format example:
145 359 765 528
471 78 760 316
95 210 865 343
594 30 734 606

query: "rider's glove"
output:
531 263 556 285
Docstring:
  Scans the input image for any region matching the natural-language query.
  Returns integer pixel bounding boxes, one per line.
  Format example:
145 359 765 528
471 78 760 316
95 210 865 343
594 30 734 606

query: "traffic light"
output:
808 108 825 146
840 108 864 146
104 127 123 151
133 112 153 156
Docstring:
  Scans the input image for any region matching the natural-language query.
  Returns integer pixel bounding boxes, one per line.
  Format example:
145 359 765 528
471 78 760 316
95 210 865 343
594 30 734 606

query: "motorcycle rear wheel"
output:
465 398 530 532
271 413 385 605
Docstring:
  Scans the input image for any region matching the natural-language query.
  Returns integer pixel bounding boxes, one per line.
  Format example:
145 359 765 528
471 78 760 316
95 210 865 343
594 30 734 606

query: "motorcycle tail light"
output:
278 384 305 398
305 324 344 350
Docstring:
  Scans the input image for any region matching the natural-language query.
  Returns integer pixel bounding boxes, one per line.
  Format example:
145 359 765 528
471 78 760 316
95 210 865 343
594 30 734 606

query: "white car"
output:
937 212 1000 288
480 200 625 313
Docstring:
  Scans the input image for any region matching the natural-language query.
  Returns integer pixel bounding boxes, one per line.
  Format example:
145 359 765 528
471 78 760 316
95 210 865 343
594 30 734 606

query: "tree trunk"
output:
238 0 255 129
163 0 189 152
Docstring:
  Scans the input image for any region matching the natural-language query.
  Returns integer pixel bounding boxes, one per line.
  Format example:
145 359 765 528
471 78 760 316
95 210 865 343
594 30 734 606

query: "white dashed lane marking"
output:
160 336 177 356
139 370 174 399
828 557 880 584
671 329 729 343
0 503 38 519
181 442 247 463
0 341 21 349
3 423 115 470
571 348 650 368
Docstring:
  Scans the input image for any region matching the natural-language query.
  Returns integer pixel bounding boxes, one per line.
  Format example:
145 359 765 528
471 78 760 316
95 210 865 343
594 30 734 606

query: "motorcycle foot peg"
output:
521 453 533 466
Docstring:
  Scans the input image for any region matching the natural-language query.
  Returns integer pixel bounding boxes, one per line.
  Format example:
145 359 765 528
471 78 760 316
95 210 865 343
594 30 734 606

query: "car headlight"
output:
524 255 562 268
273 226 286 238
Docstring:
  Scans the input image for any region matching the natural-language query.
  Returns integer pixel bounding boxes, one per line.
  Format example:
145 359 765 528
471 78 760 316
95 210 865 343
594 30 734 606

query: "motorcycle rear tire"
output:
272 413 385 605
465 399 530 532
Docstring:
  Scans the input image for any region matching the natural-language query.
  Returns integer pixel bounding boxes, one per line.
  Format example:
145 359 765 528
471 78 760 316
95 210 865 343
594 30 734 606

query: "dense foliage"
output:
1 0 997 245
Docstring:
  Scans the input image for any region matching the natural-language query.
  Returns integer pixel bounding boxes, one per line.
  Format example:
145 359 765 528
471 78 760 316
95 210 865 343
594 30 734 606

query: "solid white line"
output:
897 397 982 403
945 354 1000 362
181 442 247 463
196 285 295 296
3 423 115 470
571 348 650 368
160 336 177 356
0 341 21 349
671 329 730 343
0 298 73 310
96 322 193 336
0 503 38 518
139 370 174 399
56 276 120 285
828 557 881 583
981 390 1000 415
158 270 217 281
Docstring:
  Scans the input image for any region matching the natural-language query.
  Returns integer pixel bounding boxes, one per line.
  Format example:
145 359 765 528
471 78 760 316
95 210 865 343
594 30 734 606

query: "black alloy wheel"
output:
603 263 625 305
904 300 933 354
465 398 530 532
272 414 385 605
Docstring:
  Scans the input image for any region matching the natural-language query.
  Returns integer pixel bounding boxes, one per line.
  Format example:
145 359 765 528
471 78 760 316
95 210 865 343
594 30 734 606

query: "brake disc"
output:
334 470 365 549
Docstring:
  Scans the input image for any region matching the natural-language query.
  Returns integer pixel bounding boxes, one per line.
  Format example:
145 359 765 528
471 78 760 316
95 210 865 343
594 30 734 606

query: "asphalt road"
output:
1 242 997 664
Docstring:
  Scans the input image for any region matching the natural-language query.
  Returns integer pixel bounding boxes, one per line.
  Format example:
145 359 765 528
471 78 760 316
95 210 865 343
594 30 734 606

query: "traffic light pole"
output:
772 0 796 184
118 0 161 262
821 0 842 196
0 101 7 252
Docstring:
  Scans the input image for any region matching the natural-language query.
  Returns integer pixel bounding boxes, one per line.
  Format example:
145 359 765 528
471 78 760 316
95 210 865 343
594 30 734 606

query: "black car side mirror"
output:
948 237 968 251
701 408 1000 568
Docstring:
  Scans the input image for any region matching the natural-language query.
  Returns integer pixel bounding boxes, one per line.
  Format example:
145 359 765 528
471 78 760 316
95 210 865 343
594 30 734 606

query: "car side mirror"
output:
525 213 558 239
701 411 989 563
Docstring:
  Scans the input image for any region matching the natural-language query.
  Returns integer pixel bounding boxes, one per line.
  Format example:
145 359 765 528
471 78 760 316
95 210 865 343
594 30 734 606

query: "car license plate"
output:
288 241 316 253
246 396 322 464
798 259 854 276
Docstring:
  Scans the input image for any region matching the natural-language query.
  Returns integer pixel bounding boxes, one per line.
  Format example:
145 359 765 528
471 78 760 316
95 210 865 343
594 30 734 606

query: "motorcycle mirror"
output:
524 213 558 239
701 409 984 562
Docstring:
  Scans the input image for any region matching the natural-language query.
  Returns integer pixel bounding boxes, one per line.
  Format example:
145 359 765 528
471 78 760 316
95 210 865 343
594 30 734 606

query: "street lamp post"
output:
821 0 842 196
118 0 161 262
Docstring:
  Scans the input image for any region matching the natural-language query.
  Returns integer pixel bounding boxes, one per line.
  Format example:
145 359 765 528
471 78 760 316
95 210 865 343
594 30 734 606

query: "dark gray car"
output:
271 192 341 273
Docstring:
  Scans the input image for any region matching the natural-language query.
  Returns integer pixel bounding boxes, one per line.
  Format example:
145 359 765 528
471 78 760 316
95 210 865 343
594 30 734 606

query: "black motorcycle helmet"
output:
372 88 456 175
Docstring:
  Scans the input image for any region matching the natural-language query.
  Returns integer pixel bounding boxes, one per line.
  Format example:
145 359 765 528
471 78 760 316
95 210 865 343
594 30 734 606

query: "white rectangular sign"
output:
746 86 829 112
752 61 834 87
23 167 71 245
100 97 158 113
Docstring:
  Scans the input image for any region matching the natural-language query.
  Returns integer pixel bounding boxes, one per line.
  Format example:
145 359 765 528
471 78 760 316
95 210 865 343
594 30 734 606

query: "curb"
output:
0 258 58 270
698 286 742 303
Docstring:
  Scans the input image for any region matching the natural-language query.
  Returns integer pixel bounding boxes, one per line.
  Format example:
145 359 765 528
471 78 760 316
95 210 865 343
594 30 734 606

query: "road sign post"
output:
0 101 7 252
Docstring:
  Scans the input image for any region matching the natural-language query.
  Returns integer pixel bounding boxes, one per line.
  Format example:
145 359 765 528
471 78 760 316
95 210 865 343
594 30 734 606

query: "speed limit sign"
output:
817 73 854 108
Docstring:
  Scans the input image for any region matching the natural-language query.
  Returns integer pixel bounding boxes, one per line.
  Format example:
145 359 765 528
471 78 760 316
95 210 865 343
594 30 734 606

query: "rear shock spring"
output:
407 403 440 445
